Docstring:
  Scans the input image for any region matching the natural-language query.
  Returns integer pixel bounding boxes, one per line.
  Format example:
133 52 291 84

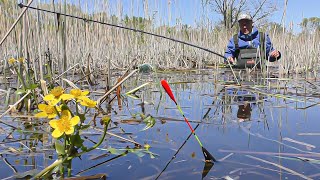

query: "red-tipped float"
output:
161 80 177 104
161 79 216 162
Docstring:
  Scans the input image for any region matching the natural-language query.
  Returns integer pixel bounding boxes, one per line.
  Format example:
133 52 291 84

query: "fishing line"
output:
18 3 226 60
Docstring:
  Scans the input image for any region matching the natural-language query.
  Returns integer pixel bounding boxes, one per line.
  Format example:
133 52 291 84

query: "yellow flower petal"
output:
70 89 81 97
35 112 47 118
70 116 80 126
8 58 16 65
82 91 89 96
49 120 59 129
48 99 60 106
80 97 97 108
50 86 64 98
78 96 90 101
44 94 55 101
61 110 71 118
61 94 74 100
18 57 24 63
52 129 64 138
47 114 57 119
65 126 74 135
56 106 61 112
38 104 47 111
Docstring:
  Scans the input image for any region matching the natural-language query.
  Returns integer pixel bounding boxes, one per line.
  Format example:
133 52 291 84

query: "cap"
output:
238 14 252 22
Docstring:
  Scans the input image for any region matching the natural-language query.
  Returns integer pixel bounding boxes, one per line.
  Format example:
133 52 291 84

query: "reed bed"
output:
0 0 318 79
1 1 320 179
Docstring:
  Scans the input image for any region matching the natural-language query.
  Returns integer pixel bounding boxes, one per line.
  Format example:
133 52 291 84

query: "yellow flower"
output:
8 57 16 65
18 57 25 63
35 104 61 119
101 115 111 125
70 89 89 99
49 110 80 138
44 86 73 106
79 97 97 108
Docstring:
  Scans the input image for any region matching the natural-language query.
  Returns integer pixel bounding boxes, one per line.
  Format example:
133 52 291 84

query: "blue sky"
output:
41 0 319 32
104 0 319 32
271 0 320 31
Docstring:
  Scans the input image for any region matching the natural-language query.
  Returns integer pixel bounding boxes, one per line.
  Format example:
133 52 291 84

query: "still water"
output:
0 69 319 179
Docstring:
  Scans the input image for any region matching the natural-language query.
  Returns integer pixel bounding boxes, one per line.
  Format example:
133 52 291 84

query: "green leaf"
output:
55 141 65 155
108 147 126 155
139 113 146 119
78 114 86 123
149 153 155 159
44 74 51 79
16 129 23 134
70 134 84 148
28 83 38 90
61 105 69 111
81 146 88 152
15 89 26 95
80 124 90 130
141 116 156 131
133 150 146 158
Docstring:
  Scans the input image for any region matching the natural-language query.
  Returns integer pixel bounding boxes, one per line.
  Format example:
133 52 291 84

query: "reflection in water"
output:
237 103 252 120
235 90 256 121
1 70 320 179
201 161 214 179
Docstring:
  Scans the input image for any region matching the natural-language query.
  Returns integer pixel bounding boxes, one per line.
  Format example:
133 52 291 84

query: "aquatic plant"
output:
7 57 39 111
34 86 111 178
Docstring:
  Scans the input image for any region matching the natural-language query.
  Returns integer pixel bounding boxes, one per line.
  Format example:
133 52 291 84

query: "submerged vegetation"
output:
0 0 319 179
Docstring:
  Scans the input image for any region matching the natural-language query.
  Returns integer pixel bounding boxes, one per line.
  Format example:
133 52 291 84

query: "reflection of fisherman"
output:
232 89 257 121
224 14 281 69
237 102 252 120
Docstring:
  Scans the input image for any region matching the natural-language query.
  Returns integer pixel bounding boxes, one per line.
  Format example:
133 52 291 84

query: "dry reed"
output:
0 0 319 79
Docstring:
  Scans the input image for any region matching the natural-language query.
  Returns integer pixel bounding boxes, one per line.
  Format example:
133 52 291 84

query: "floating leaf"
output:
133 150 146 158
149 153 155 159
141 116 156 131
108 147 127 155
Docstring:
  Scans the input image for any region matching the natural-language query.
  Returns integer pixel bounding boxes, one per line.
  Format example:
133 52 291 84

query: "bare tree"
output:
203 0 278 29
300 17 320 33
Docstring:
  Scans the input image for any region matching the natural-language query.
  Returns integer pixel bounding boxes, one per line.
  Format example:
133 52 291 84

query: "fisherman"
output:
224 13 281 68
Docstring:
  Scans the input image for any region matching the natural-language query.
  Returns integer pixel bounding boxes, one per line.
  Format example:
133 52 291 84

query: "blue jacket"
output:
224 27 280 62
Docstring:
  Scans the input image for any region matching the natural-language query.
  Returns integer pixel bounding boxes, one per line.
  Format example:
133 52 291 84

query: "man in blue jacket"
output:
224 14 281 68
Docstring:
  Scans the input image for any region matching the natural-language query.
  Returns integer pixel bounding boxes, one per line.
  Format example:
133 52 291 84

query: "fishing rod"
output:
18 3 226 60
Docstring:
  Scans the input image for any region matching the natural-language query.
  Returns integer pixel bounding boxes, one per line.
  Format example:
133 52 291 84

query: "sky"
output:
103 0 319 32
38 0 320 32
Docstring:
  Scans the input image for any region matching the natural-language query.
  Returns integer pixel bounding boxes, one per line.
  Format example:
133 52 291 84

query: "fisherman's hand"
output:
226 57 235 64
270 50 280 58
